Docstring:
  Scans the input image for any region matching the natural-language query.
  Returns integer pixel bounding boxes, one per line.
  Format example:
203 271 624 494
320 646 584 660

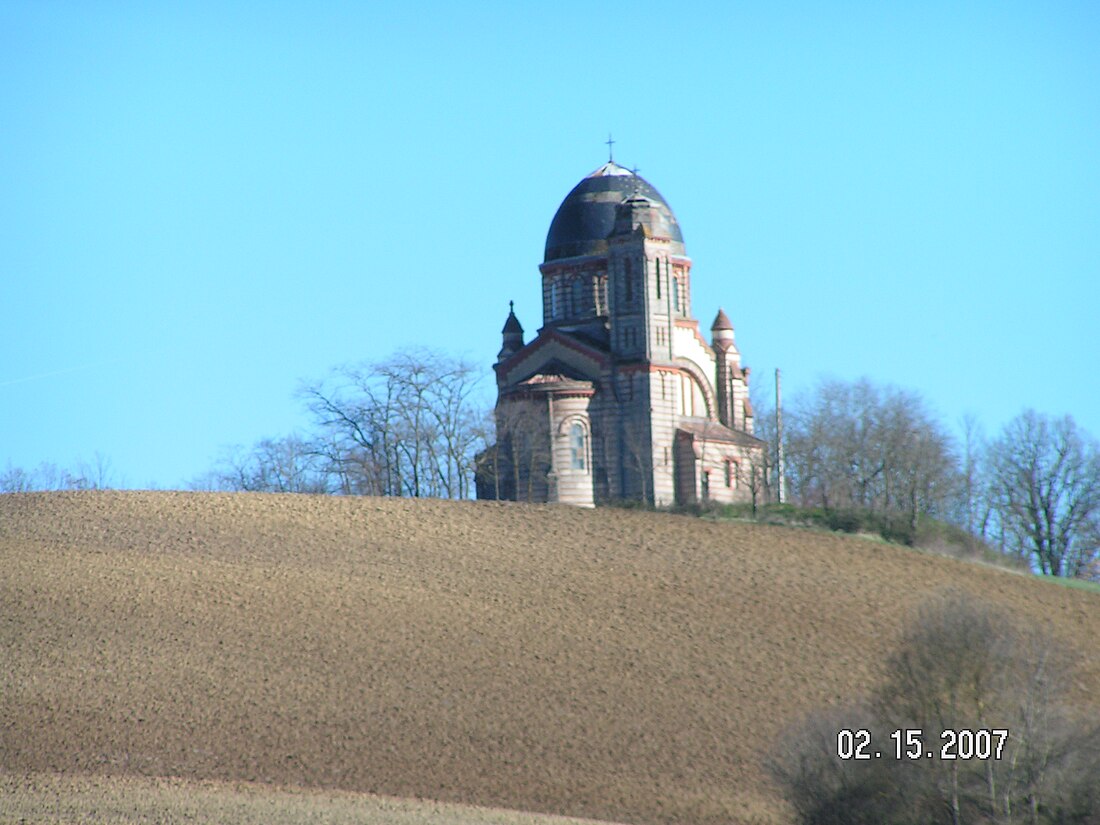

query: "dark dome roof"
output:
544 162 684 262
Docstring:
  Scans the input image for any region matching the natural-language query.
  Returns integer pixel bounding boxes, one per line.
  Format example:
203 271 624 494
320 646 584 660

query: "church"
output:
476 159 766 507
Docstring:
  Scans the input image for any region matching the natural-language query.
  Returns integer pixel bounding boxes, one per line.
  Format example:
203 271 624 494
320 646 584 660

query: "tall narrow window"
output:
570 423 587 470
550 280 562 319
679 374 691 416
624 259 633 303
672 275 680 312
571 278 584 317
656 259 662 298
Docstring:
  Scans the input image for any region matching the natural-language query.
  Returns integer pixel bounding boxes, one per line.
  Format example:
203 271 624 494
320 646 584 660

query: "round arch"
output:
556 413 592 473
672 358 716 420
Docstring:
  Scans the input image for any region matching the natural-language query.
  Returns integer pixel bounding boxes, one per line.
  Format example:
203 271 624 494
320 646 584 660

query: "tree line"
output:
0 452 115 492
753 377 1100 580
4 348 1098 579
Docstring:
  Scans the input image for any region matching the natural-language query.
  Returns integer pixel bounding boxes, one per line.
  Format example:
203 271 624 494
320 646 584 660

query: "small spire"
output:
499 300 524 362
711 308 734 332
630 165 641 197
502 301 523 335
605 133 615 162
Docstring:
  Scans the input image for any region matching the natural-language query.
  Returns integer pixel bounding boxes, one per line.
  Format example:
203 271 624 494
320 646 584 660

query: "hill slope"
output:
2 491 1098 824
1 772 631 825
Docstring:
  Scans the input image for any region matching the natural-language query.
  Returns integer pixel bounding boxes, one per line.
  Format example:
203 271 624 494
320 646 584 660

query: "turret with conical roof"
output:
712 308 740 429
711 308 733 334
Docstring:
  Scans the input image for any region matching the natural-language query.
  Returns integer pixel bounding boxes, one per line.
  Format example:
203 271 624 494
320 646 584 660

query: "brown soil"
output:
2 491 1098 825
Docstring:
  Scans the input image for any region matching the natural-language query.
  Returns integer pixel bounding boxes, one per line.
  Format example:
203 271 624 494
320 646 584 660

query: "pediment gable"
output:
497 330 606 388
516 358 590 383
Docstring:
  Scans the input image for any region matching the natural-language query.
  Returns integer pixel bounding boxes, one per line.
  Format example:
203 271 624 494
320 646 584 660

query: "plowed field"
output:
2 491 1098 824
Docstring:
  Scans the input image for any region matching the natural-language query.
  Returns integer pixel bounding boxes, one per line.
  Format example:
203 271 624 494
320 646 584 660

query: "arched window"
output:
672 275 680 312
550 279 562 320
570 423 587 470
571 278 585 316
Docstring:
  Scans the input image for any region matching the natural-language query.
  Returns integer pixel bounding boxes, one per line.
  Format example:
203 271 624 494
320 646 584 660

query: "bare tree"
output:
303 358 406 496
621 416 653 502
472 407 502 500
419 355 483 499
0 462 35 492
300 348 488 500
749 370 777 504
476 395 551 503
987 411 1100 578
769 702 917 825
876 592 1099 824
1 454 116 492
195 434 331 493
70 451 115 489
737 450 767 516
784 378 959 526
954 413 1003 554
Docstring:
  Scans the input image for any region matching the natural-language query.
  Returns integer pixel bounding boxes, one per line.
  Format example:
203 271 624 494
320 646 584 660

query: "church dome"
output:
544 161 685 262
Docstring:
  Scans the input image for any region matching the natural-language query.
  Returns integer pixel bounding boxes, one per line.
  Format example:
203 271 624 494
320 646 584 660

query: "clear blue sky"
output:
2 1 1098 488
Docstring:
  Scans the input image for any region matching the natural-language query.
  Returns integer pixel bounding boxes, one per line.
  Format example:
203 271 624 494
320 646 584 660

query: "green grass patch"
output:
1037 575 1100 594
633 500 1030 575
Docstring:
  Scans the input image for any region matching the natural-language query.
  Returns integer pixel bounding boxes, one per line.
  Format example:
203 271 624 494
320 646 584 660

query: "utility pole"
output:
776 368 786 504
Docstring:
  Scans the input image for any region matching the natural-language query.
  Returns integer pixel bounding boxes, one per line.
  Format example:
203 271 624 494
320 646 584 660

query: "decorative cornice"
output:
616 363 700 377
502 382 596 401
537 252 607 270
539 258 609 277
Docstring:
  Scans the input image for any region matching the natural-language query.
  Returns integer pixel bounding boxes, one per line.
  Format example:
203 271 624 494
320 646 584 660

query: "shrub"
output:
769 592 1100 825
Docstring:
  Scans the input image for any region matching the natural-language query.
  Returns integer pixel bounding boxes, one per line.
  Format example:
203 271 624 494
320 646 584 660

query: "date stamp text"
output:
837 728 1009 761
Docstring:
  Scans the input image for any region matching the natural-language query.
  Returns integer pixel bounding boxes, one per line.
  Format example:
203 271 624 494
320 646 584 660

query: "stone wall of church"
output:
733 375 754 435
612 369 652 501
494 394 552 504
647 369 679 507
673 433 697 506
674 434 764 506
